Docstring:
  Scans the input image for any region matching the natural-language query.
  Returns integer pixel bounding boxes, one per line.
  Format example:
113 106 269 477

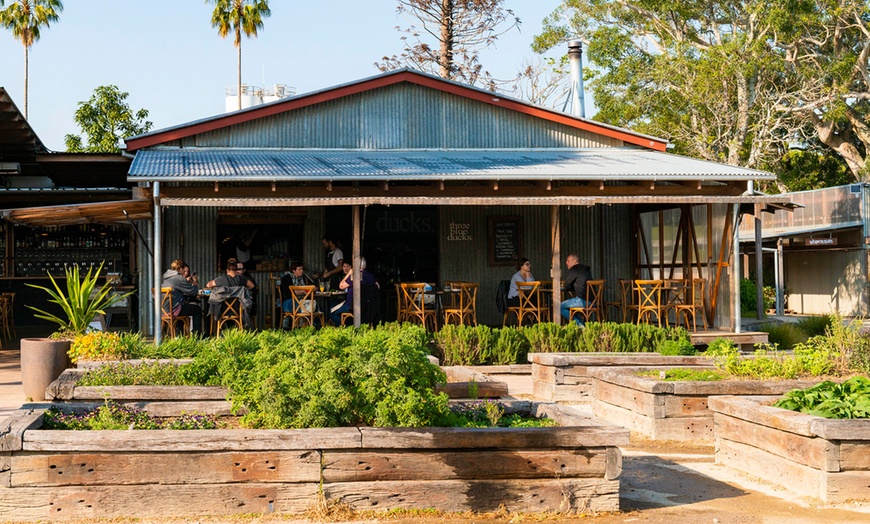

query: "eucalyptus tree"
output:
533 0 812 171
0 0 63 119
207 0 271 111
64 85 153 153
377 0 520 88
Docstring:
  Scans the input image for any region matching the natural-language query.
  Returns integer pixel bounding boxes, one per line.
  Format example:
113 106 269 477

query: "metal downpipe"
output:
153 182 162 345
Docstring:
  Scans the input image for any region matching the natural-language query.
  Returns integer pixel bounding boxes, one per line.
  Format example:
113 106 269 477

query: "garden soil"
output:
1 344 869 523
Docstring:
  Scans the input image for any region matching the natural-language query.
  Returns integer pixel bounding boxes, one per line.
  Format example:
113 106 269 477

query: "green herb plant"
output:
42 401 216 430
774 376 870 419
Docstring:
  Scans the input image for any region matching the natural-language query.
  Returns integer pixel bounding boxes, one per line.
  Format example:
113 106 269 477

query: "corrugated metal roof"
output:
158 194 792 207
129 148 773 182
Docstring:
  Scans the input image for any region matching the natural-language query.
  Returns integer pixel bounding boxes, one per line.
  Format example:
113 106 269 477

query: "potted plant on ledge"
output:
21 262 131 401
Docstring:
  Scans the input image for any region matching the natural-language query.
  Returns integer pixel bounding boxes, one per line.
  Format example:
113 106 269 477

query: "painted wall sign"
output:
488 216 523 266
447 222 472 241
806 238 837 246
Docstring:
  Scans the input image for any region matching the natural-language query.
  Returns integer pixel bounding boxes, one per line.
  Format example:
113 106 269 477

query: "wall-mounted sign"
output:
806 238 837 246
488 216 523 266
447 222 472 241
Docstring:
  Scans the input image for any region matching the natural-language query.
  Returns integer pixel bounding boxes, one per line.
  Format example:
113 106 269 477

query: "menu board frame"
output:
487 215 523 266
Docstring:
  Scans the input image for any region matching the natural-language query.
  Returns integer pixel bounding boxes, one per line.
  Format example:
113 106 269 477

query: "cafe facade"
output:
123 69 788 338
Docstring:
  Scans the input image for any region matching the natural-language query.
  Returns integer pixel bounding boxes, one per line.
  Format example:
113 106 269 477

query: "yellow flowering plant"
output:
69 331 124 363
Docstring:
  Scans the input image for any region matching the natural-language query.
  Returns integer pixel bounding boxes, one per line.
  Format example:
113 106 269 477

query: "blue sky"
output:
0 1 567 151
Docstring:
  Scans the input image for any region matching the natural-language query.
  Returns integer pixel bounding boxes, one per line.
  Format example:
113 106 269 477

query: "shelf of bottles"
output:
13 224 129 277
0 221 6 277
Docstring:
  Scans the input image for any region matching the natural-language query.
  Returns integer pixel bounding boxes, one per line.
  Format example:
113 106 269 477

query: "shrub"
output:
704 337 738 356
492 327 531 364
658 338 697 356
69 331 124 363
796 315 833 338
798 315 870 375
578 322 690 353
758 322 806 350
740 278 759 316
78 361 194 386
434 324 495 366
522 322 583 353
130 333 205 359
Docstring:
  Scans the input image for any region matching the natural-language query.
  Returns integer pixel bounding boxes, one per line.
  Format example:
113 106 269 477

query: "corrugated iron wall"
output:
175 84 622 150
438 204 624 326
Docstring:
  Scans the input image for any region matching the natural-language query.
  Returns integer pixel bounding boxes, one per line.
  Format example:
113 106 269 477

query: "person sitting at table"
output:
280 261 318 327
162 259 202 334
207 258 255 290
330 258 378 326
507 258 535 308
560 253 593 325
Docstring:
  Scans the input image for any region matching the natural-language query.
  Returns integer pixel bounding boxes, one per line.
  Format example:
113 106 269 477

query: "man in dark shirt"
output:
560 253 593 325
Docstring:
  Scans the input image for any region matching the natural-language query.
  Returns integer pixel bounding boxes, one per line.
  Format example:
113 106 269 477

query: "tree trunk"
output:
439 0 454 79
815 118 866 182
23 44 29 120
237 28 243 111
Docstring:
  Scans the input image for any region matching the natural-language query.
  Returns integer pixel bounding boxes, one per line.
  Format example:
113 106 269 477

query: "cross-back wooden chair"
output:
503 281 542 326
569 279 606 324
159 287 191 338
634 280 664 327
399 282 438 331
675 278 708 331
0 294 12 343
285 285 324 329
214 296 245 335
442 282 479 326
662 279 689 327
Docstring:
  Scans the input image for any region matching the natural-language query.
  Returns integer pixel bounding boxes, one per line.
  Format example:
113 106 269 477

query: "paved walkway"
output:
0 350 24 419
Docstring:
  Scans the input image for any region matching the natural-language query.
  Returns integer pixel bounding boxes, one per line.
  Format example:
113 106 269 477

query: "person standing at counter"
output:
162 259 202 334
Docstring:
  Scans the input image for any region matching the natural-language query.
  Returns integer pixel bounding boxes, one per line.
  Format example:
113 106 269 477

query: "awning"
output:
128 148 775 182
2 199 152 227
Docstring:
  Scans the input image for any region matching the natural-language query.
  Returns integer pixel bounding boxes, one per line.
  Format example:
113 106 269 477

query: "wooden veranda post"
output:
551 205 562 323
352 205 361 328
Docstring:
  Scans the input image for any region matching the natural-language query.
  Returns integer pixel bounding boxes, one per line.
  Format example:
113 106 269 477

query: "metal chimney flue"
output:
567 40 586 118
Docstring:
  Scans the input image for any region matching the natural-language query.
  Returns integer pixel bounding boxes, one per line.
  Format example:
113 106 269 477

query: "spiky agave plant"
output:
26 262 132 337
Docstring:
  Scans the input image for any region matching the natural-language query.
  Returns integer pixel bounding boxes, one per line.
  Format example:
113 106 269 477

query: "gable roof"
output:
0 87 47 157
124 69 669 153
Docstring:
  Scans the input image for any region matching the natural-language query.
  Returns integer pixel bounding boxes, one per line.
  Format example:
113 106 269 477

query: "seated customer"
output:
507 258 535 308
162 259 202 334
281 261 318 327
560 253 593 325
206 258 255 290
330 257 378 326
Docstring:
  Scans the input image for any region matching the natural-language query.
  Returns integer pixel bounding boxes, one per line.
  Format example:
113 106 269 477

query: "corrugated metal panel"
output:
178 84 624 151
786 250 866 316
597 204 633 318
130 149 774 182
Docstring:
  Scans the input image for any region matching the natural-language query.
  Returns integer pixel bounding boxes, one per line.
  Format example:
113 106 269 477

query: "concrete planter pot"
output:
20 338 72 401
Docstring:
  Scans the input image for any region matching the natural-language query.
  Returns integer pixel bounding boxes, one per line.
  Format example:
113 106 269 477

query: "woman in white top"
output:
507 258 534 307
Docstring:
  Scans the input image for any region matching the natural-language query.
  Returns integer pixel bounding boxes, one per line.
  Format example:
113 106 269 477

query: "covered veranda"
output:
126 148 790 343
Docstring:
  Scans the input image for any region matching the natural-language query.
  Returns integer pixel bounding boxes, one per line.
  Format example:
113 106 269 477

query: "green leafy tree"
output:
377 0 520 88
773 0 870 182
207 0 270 111
761 148 853 193
0 0 63 119
533 0 813 171
64 85 152 153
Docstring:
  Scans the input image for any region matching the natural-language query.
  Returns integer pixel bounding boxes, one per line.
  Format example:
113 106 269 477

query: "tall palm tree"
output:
208 0 270 111
0 0 63 119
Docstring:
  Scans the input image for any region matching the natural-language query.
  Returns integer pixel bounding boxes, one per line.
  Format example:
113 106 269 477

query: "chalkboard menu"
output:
488 216 523 266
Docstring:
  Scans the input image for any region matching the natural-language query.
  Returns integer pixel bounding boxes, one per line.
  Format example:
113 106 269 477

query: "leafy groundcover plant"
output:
774 376 870 419
42 401 218 430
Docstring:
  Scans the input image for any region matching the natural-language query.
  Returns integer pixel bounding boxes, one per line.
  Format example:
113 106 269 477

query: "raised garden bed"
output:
530 353 712 403
0 403 628 520
709 395 870 503
591 367 820 441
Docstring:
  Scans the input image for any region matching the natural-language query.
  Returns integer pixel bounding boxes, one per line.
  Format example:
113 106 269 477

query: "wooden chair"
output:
568 279 606 324
537 280 553 322
634 280 664 327
394 283 408 323
442 282 479 326
0 294 12 343
214 296 245 335
503 281 542 326
399 282 438 331
662 279 689 327
159 287 191 338
675 278 708 331
285 285 324 329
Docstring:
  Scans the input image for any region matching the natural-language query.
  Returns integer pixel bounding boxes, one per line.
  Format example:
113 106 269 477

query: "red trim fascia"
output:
125 71 667 152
